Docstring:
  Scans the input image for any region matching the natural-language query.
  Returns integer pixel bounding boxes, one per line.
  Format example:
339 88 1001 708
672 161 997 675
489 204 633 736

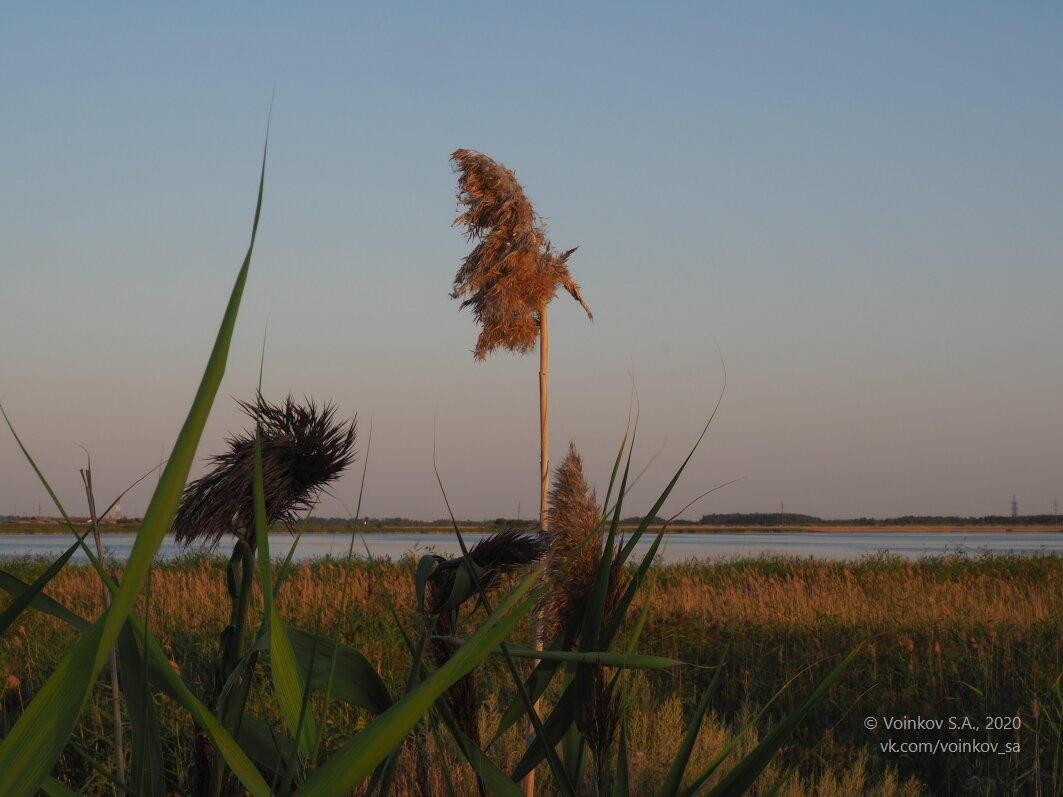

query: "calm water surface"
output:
1 531 1060 564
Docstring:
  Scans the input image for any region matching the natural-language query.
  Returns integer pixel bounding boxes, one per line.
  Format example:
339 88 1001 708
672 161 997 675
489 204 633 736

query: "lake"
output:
1 530 1060 564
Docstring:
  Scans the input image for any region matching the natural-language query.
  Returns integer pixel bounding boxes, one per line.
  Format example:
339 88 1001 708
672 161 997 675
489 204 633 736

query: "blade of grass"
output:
0 458 161 635
295 568 546 795
40 778 80 797
656 657 725 797
252 426 318 759
433 458 577 797
613 722 630 797
0 544 92 633
0 133 268 797
698 649 859 797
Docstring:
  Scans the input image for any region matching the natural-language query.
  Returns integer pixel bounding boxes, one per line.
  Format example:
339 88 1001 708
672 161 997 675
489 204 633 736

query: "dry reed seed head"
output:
172 394 356 547
449 149 591 359
537 443 606 647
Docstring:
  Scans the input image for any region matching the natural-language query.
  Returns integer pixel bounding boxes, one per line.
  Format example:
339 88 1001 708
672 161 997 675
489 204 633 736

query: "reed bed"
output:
3 552 1058 795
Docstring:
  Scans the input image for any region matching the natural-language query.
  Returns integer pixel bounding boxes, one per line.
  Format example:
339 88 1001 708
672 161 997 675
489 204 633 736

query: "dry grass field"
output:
2 551 1059 795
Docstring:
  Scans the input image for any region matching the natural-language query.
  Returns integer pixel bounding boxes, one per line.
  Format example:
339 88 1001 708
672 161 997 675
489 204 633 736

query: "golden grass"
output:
2 553 1060 795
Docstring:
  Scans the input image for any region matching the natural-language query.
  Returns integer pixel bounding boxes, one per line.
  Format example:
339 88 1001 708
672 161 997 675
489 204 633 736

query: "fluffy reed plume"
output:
450 149 591 360
537 444 628 785
427 530 544 747
172 395 356 546
536 444 606 647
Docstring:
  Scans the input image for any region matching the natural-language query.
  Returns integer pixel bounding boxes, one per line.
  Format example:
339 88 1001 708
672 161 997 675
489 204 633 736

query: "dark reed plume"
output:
426 528 544 614
172 395 356 546
449 148 591 360
427 529 543 747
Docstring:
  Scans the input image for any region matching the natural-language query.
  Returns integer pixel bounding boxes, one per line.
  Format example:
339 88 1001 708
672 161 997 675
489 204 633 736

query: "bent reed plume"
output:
426 529 544 746
449 149 591 360
172 394 356 546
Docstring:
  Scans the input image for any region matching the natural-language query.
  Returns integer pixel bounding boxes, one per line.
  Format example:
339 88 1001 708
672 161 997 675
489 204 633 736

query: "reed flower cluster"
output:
449 148 590 359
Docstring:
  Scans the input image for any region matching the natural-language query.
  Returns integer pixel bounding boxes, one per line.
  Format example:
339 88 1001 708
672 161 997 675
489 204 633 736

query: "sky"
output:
2 2 1061 523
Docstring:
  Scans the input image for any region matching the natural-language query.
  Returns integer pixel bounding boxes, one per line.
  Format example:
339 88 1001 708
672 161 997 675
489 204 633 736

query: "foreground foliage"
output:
3 553 1059 795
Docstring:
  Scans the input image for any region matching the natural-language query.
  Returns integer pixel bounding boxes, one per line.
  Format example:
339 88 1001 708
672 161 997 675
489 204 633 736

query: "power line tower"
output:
1011 496 1019 519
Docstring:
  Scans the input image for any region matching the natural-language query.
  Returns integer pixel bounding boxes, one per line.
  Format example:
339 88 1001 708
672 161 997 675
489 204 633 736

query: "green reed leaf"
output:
0 136 267 797
296 569 543 794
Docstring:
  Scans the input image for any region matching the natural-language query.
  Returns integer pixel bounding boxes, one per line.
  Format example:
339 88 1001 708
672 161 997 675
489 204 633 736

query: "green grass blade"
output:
0 568 91 632
235 715 298 776
656 658 724 797
432 459 576 795
489 654 565 744
441 719 524 797
296 569 543 795
613 721 630 797
273 527 305 597
701 649 858 797
600 424 630 518
509 681 578 781
623 567 657 656
113 624 167 796
40 778 80 797
0 137 267 797
601 530 665 648
0 409 107 577
0 522 93 634
288 627 393 713
130 591 271 794
253 430 318 759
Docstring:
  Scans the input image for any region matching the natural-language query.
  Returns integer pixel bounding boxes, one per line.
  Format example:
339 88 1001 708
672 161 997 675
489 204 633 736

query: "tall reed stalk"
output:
450 150 592 794
449 148 592 532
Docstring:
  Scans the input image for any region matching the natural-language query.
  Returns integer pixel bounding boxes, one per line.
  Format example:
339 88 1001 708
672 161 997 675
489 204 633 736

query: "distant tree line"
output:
695 513 1062 527
6 513 1059 529
305 513 1063 528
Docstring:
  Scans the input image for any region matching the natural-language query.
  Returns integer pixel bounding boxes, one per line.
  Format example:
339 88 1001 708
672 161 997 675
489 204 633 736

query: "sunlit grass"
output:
3 552 1059 794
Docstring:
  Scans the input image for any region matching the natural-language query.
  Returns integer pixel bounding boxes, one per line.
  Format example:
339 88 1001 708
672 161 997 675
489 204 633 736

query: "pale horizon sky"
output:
2 2 1061 523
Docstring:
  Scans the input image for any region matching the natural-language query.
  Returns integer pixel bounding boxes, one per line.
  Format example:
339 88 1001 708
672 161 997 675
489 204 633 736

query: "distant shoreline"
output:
2 523 1060 535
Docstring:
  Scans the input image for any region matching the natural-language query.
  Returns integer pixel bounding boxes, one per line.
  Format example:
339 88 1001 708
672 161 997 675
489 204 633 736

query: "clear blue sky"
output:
2 2 1061 522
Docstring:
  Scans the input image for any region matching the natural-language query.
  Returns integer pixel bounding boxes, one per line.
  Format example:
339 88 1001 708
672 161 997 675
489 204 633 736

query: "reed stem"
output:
80 467 126 797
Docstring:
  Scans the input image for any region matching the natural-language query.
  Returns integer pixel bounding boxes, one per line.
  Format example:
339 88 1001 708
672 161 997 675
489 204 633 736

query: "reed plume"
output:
536 443 604 647
172 394 356 546
450 149 591 360
537 444 628 788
